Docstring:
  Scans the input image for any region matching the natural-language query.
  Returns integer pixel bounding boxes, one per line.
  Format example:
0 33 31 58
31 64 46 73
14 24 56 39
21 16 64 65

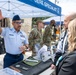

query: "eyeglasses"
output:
15 22 22 24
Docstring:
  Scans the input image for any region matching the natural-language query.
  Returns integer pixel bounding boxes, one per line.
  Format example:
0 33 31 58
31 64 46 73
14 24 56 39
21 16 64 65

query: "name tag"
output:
9 34 15 38
20 35 25 41
9 34 14 36
20 35 25 38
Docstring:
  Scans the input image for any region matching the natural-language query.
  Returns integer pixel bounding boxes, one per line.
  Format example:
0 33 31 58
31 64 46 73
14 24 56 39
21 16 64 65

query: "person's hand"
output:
0 10 4 20
19 46 26 52
51 64 56 69
27 48 31 51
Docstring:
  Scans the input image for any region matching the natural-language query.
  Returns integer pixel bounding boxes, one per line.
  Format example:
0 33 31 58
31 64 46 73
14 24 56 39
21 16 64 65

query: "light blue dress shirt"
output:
1 27 28 54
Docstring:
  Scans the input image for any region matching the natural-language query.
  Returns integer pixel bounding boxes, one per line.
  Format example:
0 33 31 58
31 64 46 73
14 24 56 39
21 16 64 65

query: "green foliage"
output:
32 17 51 27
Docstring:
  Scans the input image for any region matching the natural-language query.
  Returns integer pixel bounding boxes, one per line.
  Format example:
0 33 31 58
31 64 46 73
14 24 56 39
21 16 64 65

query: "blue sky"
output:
49 0 76 15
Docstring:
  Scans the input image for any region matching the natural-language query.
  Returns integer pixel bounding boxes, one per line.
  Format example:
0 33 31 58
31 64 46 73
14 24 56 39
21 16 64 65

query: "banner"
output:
18 0 61 16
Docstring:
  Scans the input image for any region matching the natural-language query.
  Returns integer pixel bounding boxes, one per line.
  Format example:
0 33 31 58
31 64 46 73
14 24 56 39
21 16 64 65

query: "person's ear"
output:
12 21 14 26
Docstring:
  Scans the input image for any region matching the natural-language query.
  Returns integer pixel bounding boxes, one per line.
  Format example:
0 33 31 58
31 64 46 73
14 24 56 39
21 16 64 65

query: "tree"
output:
32 16 51 27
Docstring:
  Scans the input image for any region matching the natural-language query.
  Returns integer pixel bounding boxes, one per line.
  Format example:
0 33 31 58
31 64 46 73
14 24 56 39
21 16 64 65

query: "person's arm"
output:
0 10 4 34
43 26 51 43
29 28 41 49
58 55 76 75
28 29 35 50
0 28 2 34
19 31 29 54
51 40 63 69
19 44 29 54
51 52 62 69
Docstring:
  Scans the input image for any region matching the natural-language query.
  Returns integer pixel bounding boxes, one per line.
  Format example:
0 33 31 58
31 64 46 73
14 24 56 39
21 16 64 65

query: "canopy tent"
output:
43 16 64 25
0 0 61 18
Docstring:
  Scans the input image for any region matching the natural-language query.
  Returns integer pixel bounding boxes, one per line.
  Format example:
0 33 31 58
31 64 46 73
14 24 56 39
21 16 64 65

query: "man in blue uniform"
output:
0 15 29 68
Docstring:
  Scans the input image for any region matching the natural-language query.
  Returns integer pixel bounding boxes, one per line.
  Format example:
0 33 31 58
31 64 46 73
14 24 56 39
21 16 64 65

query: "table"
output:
39 68 55 75
10 58 53 75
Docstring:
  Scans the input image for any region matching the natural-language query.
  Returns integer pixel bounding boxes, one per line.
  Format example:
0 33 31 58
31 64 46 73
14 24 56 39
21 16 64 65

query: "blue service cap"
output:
12 15 21 21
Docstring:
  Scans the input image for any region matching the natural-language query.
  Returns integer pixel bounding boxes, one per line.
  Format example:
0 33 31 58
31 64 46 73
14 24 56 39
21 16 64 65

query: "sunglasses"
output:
14 22 22 24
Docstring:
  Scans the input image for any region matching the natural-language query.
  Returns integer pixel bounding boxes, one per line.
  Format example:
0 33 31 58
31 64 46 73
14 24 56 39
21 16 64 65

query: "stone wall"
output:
21 18 32 36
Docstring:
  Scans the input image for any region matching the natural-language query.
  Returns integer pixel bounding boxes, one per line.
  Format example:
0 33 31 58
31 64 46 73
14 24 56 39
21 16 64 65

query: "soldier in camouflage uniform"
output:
43 20 57 51
28 21 44 56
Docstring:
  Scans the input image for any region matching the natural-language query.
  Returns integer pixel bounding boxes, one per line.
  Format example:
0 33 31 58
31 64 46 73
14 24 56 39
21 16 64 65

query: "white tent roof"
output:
0 0 61 18
43 16 65 25
43 16 64 22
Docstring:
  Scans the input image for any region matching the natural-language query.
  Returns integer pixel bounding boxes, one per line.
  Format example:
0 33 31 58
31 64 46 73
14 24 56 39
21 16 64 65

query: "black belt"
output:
6 53 22 57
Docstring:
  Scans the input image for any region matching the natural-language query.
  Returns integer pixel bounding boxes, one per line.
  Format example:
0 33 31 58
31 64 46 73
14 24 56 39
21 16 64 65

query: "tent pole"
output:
8 0 10 11
55 0 57 4
60 16 61 36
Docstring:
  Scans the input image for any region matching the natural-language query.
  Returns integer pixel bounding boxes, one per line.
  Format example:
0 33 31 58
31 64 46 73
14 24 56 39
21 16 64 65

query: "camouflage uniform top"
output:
43 25 57 47
43 25 52 47
28 28 43 55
